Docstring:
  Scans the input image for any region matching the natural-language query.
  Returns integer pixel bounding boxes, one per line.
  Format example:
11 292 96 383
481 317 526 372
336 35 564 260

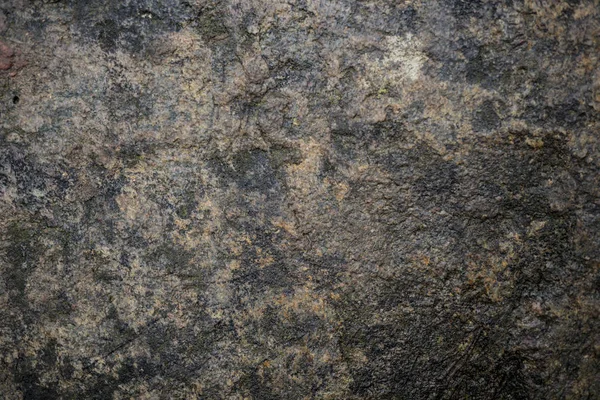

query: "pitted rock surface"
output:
0 1 599 399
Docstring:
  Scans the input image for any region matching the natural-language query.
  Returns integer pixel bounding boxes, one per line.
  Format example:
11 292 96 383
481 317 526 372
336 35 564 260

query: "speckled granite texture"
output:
0 0 599 399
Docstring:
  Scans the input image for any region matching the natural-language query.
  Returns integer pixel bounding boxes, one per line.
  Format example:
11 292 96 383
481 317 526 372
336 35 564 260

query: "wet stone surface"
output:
0 0 599 399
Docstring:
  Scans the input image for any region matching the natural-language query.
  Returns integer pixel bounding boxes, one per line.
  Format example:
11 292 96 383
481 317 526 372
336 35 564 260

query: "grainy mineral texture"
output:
1 0 599 399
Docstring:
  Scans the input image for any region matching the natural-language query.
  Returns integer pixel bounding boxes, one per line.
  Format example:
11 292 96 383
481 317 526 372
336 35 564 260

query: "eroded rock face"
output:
0 1 598 398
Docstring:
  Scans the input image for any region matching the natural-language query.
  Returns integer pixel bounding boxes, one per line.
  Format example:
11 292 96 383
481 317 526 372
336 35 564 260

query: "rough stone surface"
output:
1 1 599 399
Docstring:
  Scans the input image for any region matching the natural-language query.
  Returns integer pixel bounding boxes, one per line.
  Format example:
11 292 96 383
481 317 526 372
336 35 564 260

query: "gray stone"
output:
0 0 598 398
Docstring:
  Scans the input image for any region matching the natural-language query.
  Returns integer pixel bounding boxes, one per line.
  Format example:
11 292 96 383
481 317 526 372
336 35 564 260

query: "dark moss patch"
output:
96 19 119 52
117 141 155 168
415 159 459 196
209 148 287 204
232 149 278 192
446 0 486 20
147 243 194 275
193 6 229 41
472 99 501 132
12 347 61 400
74 1 194 54
465 47 497 85
15 371 59 400
4 222 40 309
547 98 595 129
237 368 280 400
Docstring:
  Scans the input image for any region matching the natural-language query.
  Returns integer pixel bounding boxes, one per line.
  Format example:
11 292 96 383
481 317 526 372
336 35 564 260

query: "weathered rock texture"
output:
1 0 599 398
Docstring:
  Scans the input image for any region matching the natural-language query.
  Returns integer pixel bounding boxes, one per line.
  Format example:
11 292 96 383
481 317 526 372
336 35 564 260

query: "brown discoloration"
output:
0 58 11 70
0 41 14 70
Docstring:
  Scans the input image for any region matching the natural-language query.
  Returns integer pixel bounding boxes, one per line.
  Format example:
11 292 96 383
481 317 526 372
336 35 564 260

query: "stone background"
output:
0 0 599 398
